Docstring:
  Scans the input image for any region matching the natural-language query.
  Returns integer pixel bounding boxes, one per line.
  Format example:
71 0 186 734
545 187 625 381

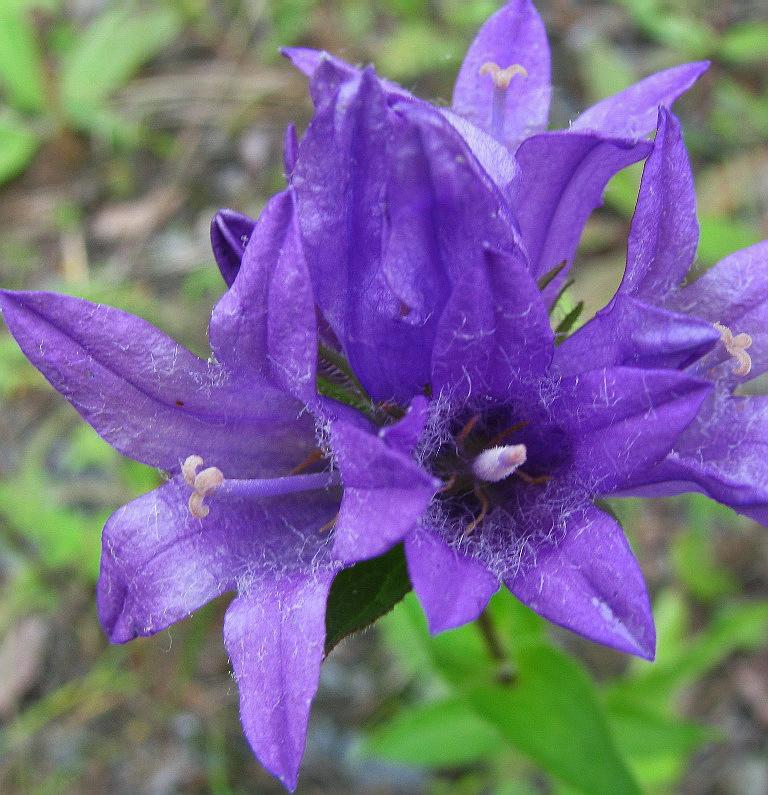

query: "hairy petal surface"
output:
452 0 551 148
0 290 314 475
224 569 337 792
505 503 655 659
513 132 650 288
405 528 498 633
431 246 553 401
331 415 440 563
570 61 709 138
555 295 719 377
621 108 698 300
669 240 768 379
98 477 340 643
560 366 711 493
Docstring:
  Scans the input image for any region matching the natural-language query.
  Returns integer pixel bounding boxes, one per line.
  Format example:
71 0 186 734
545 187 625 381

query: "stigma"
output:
181 455 341 519
478 61 528 142
472 444 527 483
714 322 752 377
479 61 528 90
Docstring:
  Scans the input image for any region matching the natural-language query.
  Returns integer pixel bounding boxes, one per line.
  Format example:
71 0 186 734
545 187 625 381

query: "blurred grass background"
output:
0 0 766 792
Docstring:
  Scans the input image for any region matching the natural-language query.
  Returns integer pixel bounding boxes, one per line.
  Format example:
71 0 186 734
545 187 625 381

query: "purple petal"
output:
452 0 551 148
224 569 336 791
431 246 553 401
379 395 430 453
560 366 711 493
405 528 498 633
505 502 655 659
98 476 340 644
283 122 299 176
625 394 768 525
210 209 256 288
621 109 698 300
209 191 318 404
668 240 768 379
440 108 519 192
330 416 440 563
0 290 315 475
554 294 719 378
282 46 412 108
570 61 709 138
513 131 650 288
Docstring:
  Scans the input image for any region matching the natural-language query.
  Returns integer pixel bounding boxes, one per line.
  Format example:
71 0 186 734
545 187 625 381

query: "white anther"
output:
714 322 753 377
182 454 224 518
472 444 527 483
479 61 528 90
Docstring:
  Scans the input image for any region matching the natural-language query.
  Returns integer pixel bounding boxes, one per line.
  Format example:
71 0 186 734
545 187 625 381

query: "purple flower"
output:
0 191 363 790
283 0 709 301
559 106 768 523
282 58 715 659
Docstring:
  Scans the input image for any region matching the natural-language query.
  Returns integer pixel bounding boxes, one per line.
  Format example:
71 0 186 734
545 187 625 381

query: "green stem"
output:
476 609 516 685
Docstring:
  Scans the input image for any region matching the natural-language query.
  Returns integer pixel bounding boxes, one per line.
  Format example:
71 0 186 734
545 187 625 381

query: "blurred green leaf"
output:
697 216 761 266
468 645 641 795
0 7 48 113
377 22 461 81
60 4 181 127
361 698 505 767
325 543 412 654
0 110 39 183
603 161 643 219
718 24 768 64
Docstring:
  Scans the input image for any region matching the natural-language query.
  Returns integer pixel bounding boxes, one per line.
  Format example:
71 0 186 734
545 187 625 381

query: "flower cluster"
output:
2 0 766 789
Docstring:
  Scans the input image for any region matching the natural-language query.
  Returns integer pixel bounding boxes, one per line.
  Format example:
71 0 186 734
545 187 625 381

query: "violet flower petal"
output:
330 414 440 563
554 294 720 377
621 108 698 300
210 208 256 287
505 502 655 659
513 131 650 287
405 528 498 633
617 394 768 526
561 366 711 493
669 240 768 379
431 246 553 401
0 290 314 475
283 122 299 177
570 61 709 139
98 477 340 644
210 191 318 404
224 569 337 792
452 0 551 148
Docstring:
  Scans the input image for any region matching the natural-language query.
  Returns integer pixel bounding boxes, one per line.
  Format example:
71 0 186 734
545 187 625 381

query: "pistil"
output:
472 444 527 482
479 61 528 141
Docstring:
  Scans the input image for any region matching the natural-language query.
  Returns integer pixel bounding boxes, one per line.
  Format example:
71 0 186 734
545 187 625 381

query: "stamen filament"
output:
182 455 340 519
217 471 340 500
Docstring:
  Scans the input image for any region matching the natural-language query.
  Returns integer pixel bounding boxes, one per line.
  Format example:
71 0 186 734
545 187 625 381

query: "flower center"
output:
478 61 528 141
428 404 565 537
182 454 340 519
713 321 752 376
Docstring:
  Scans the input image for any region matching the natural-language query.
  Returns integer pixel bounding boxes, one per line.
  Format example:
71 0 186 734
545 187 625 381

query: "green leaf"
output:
468 645 640 795
324 543 412 654
361 698 505 767
554 301 584 339
536 260 567 291
60 4 181 125
0 8 48 113
0 110 38 183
